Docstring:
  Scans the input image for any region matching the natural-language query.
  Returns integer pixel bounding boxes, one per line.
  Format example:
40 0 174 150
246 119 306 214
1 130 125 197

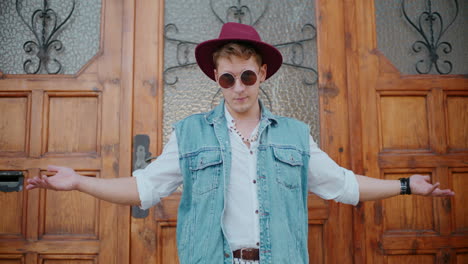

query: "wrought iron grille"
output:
375 0 467 75
402 0 459 74
0 0 101 75
16 0 76 74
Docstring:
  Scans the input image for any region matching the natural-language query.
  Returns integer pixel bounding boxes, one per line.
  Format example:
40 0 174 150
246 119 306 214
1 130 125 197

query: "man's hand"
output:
26 165 80 191
410 174 455 197
357 174 455 201
26 165 141 206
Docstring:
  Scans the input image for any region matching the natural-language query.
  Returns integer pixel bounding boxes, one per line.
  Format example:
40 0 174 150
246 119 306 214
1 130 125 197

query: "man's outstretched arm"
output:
356 174 455 201
26 165 141 206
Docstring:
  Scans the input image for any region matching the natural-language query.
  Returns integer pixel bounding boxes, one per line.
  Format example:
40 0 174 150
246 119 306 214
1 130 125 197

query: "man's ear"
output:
214 69 218 81
260 64 267 81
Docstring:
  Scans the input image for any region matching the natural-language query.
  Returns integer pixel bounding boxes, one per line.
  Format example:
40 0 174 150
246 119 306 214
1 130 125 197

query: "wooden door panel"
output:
39 255 97 264
0 189 25 238
308 223 325 264
346 0 468 263
457 252 468 263
382 171 436 232
154 195 179 264
0 93 30 155
378 94 430 151
41 189 98 238
39 173 99 239
387 254 436 264
452 170 468 233
157 223 178 264
44 93 101 155
446 94 468 151
0 255 24 264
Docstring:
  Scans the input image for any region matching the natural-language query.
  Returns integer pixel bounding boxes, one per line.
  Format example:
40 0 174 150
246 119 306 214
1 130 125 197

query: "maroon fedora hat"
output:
195 22 283 81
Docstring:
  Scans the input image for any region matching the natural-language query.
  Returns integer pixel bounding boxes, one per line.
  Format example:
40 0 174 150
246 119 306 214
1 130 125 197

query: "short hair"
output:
213 42 263 69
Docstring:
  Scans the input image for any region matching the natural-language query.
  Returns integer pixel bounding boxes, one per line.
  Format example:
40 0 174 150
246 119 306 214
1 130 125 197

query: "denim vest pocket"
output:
188 149 223 195
273 147 304 190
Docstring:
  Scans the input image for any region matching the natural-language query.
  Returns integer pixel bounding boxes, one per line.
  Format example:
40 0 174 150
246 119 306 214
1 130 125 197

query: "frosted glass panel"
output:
0 0 101 74
163 0 319 143
375 0 468 75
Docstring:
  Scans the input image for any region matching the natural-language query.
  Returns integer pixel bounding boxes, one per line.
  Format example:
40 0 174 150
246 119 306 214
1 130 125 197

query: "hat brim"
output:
195 38 283 81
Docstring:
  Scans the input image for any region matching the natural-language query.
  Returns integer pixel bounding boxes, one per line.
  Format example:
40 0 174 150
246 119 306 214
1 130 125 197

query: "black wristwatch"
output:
399 177 412 195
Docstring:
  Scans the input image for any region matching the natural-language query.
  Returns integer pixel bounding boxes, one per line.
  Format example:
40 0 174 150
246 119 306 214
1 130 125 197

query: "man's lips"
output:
234 97 247 101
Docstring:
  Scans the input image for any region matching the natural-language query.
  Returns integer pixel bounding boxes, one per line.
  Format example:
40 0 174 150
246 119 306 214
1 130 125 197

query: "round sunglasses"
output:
217 69 258 89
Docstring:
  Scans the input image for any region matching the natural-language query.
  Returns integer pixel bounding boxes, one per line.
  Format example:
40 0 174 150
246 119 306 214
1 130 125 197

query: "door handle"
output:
132 134 152 218
0 171 24 192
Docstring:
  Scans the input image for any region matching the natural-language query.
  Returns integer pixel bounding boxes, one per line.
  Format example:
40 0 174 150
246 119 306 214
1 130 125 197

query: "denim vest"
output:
174 100 310 264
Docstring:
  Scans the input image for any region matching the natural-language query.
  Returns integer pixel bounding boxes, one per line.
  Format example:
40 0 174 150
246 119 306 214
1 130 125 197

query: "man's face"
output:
214 56 267 118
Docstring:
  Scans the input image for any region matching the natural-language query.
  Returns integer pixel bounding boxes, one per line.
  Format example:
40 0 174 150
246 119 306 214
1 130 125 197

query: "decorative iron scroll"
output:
402 0 459 74
275 23 317 86
16 0 76 74
164 1 317 86
211 0 269 26
163 23 198 86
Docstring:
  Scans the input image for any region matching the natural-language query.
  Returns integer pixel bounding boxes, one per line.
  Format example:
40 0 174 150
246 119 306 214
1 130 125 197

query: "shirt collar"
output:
205 99 278 125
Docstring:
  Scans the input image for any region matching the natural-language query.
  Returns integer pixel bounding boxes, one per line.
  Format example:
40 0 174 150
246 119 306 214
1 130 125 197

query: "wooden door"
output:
0 1 133 263
129 1 355 263
344 1 468 263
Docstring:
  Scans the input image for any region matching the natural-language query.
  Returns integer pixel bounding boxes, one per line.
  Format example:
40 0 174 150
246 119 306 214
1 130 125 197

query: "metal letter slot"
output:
0 171 24 192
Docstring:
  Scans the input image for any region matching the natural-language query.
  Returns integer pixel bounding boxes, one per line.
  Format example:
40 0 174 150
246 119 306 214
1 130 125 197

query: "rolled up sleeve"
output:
307 135 359 205
132 132 183 210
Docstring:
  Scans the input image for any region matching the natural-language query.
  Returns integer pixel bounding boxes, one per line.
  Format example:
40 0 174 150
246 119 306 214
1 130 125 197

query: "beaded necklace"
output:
229 119 259 143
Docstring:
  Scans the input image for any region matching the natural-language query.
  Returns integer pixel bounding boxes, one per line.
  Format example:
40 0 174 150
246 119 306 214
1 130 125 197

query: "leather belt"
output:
233 248 260 261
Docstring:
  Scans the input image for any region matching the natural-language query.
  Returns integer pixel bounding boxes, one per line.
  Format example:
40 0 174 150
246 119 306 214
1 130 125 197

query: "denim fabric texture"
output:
174 100 310 264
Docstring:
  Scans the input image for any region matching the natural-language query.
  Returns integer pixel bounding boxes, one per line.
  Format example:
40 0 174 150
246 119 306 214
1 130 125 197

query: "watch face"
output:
399 178 410 195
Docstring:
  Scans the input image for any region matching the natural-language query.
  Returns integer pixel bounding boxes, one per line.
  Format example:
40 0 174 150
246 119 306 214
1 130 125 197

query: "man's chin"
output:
226 104 247 115
226 99 258 114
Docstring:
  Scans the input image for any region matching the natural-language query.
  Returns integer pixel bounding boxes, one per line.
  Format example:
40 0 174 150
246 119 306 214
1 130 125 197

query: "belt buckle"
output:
240 248 253 260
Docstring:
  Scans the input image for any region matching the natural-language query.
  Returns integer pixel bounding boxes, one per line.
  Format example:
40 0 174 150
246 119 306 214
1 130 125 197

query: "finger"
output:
33 175 48 189
29 180 45 189
26 179 39 189
28 177 41 185
47 165 61 172
26 181 42 189
423 175 431 182
26 184 37 190
426 182 440 195
26 176 47 189
431 188 451 197
434 189 455 197
42 175 51 185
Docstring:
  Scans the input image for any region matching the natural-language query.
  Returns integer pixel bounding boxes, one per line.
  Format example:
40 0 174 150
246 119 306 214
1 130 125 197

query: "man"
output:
27 23 454 264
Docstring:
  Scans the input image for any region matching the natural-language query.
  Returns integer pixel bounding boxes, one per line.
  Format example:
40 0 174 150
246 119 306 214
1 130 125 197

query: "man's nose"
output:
232 79 246 93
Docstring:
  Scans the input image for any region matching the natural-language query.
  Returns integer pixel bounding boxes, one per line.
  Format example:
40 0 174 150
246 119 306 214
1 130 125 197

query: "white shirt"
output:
133 110 359 251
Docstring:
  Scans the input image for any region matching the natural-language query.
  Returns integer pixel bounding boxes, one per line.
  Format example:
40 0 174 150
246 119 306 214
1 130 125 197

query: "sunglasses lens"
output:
241 70 257 86
219 73 235 89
